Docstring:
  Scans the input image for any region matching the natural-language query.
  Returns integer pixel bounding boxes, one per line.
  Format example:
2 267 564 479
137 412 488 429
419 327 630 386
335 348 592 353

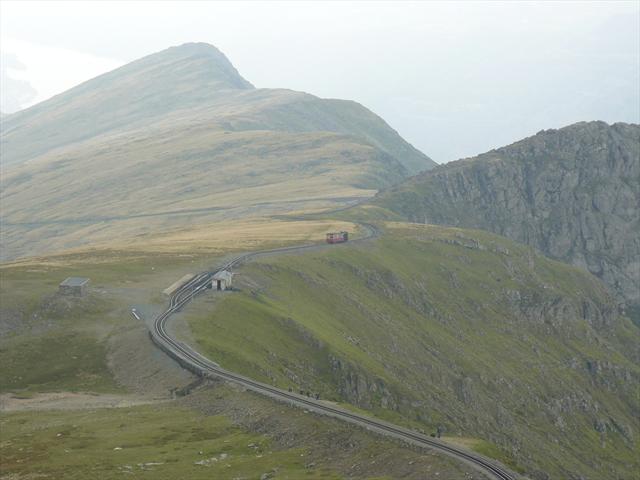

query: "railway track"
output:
148 224 517 480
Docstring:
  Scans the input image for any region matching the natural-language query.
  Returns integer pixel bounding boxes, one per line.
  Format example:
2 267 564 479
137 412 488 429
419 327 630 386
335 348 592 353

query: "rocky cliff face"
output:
376 121 640 317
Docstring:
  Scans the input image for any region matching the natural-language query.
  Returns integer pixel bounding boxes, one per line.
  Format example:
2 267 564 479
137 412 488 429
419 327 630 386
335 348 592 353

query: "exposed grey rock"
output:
377 121 640 317
329 355 398 411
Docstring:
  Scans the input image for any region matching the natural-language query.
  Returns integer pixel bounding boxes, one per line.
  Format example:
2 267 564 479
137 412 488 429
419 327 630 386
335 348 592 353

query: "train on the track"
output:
326 231 349 244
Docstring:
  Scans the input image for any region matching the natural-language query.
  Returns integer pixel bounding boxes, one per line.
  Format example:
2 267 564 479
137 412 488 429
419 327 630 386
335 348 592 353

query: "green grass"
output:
2 219 637 478
0 250 218 394
0 332 120 393
186 222 640 479
0 404 343 480
0 237 479 479
442 436 524 474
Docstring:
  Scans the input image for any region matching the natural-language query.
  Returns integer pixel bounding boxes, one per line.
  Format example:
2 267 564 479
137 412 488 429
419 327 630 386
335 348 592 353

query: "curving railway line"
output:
148 223 517 480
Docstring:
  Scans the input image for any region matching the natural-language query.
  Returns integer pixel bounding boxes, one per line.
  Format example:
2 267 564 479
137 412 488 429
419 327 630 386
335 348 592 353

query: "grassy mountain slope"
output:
372 121 640 319
1 386 481 480
1 128 400 259
0 221 481 480
0 219 357 395
1 43 433 261
183 222 639 479
0 43 253 167
3 404 328 480
0 43 431 174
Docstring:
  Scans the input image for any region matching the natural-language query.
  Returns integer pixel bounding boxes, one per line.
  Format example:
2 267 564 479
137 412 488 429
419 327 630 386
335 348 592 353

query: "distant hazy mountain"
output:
1 43 431 173
0 43 433 259
375 121 640 318
1 43 253 167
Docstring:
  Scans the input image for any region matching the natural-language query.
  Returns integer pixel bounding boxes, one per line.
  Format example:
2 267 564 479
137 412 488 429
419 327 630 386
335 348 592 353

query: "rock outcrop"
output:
376 121 640 318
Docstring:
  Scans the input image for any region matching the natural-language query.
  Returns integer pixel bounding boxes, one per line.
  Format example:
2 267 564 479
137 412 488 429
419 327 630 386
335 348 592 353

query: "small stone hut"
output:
59 277 90 296
212 270 234 291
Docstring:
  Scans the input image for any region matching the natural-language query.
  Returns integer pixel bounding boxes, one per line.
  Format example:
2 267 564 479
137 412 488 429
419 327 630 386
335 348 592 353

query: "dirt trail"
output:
0 392 164 412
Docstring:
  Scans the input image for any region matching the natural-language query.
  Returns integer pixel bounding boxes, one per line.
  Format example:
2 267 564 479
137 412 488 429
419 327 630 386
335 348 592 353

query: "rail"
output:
148 223 517 480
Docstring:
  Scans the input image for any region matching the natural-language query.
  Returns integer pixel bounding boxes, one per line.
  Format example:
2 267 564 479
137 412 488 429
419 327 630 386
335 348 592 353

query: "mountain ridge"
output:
1 43 254 166
374 121 640 317
0 42 433 260
1 42 432 173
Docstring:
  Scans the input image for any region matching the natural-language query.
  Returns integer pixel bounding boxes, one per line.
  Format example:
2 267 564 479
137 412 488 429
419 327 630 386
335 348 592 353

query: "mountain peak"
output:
1 42 255 165
129 42 254 90
1 41 433 179
171 41 222 52
166 42 227 56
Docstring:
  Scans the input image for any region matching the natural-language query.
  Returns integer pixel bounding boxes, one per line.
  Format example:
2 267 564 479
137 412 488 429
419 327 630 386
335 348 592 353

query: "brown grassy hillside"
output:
1 43 433 260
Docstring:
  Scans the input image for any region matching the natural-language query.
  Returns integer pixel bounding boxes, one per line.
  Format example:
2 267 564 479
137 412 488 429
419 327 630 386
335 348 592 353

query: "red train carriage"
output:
326 231 349 244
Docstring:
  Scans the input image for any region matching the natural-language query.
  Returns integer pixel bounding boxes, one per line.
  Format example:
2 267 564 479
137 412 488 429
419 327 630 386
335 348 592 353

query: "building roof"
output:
60 277 90 287
212 270 234 281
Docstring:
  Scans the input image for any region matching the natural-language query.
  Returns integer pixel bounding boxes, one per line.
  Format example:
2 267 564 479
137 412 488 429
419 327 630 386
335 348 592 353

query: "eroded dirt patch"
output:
0 392 163 412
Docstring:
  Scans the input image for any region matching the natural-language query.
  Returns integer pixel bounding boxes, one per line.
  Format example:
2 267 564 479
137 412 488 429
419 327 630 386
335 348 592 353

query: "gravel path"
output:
0 392 164 412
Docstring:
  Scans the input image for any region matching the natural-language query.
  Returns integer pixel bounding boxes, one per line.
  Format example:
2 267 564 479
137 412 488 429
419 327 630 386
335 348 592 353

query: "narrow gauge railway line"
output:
149 224 517 480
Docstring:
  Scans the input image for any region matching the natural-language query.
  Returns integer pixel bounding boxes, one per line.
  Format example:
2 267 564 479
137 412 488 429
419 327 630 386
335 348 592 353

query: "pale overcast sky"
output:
1 1 638 162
